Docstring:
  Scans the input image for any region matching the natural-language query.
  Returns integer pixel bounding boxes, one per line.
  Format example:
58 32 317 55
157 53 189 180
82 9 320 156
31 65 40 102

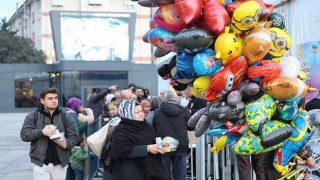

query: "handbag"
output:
87 123 110 157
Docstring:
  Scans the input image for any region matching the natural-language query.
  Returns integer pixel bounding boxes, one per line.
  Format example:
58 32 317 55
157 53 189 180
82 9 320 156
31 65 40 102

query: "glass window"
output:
15 72 49 107
61 71 128 107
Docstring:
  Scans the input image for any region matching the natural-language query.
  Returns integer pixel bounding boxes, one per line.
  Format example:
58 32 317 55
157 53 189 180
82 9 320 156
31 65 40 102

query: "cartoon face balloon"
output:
193 75 211 98
148 27 176 51
193 49 222 76
215 27 243 65
243 26 272 64
267 27 292 63
230 1 261 36
153 3 188 33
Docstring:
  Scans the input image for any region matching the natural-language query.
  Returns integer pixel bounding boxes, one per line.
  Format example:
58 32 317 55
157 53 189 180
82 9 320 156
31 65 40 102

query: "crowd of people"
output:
20 83 320 180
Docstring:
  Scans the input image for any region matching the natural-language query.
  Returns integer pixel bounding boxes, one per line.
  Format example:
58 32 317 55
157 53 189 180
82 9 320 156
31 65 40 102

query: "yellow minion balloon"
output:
193 75 211 98
231 1 261 37
266 27 292 63
214 26 243 65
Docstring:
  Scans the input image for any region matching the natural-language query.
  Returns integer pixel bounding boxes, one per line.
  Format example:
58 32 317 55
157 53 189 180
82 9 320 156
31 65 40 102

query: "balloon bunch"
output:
131 0 319 175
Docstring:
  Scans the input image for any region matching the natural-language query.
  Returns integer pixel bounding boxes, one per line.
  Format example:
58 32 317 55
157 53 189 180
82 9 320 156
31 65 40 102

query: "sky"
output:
0 0 24 20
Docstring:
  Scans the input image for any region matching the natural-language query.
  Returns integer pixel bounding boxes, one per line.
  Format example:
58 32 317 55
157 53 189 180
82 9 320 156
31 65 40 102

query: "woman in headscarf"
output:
65 97 94 135
111 99 171 180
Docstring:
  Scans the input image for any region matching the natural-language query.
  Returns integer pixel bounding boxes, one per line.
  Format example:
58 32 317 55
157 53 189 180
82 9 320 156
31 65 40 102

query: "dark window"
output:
15 72 49 107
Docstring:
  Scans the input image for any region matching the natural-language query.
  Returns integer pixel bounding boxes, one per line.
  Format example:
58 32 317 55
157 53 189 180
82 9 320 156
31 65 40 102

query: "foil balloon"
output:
247 60 283 83
195 114 211 137
262 77 318 101
273 110 312 175
203 0 230 37
148 27 176 51
172 81 188 91
174 52 197 80
174 0 202 24
267 13 286 29
154 47 171 57
308 109 320 126
243 25 272 64
230 1 261 36
245 92 276 134
275 98 300 122
205 56 247 102
227 0 273 20
138 0 173 7
265 27 292 63
193 76 211 98
174 27 214 53
157 54 176 79
188 107 209 127
214 27 243 65
210 134 241 153
231 120 292 155
153 3 188 33
193 49 222 76
209 100 246 123
280 56 300 78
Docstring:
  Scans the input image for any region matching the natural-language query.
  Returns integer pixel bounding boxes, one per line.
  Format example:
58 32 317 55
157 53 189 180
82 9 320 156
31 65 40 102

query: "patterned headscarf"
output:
118 99 139 120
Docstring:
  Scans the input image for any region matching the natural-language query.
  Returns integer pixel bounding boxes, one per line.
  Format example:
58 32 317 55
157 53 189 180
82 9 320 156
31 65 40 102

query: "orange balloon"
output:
243 26 271 64
262 77 318 101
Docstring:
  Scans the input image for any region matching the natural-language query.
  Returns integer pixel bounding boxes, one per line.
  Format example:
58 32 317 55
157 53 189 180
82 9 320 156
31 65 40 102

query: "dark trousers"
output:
236 154 265 180
162 154 187 180
72 168 84 180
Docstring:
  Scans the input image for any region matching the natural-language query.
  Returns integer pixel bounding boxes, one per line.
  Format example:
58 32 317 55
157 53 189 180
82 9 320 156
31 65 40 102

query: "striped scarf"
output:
118 100 137 120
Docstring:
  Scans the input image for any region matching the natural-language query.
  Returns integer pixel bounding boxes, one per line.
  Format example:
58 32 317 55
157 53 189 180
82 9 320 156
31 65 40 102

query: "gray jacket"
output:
20 107 79 167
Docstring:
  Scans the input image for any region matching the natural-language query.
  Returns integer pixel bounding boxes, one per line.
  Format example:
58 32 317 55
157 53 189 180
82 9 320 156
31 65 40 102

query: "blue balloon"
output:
193 49 222 76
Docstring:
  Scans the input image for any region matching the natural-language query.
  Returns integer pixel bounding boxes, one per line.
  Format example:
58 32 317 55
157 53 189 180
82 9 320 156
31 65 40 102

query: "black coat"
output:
153 101 191 153
111 118 170 180
187 96 207 115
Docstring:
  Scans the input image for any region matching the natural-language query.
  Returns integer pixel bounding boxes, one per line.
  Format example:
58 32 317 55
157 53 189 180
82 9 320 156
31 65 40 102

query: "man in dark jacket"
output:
153 90 191 180
87 85 117 120
20 87 79 179
305 92 320 111
184 84 207 115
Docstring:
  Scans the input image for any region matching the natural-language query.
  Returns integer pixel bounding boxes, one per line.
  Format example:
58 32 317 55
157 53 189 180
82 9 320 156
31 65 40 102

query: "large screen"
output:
50 11 136 62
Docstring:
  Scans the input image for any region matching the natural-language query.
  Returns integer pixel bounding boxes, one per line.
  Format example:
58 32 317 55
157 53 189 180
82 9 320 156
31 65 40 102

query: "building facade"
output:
8 0 154 64
1 0 161 112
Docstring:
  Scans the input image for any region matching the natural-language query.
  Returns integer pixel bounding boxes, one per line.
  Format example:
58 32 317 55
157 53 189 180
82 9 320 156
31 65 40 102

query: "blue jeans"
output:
72 168 84 180
161 154 187 180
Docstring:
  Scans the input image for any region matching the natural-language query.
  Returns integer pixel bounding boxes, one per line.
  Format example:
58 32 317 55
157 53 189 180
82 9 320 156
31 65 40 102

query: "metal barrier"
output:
191 135 256 180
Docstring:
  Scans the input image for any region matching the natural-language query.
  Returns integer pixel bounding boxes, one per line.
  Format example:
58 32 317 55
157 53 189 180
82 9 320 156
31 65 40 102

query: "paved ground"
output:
0 113 32 180
0 113 103 180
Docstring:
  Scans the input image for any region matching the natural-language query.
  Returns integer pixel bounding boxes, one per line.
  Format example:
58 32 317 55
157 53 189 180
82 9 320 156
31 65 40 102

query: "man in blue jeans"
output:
153 90 192 180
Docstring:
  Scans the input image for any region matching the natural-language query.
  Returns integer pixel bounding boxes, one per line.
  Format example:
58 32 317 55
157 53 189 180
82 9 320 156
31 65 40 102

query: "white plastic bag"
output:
87 123 110 157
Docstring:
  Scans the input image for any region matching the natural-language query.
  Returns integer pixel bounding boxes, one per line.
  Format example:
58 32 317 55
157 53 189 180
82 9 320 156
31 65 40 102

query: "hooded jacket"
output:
153 100 191 153
70 146 89 171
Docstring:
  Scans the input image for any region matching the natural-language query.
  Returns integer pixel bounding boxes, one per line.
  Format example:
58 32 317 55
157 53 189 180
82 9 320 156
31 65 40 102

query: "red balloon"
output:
247 60 283 83
205 56 247 102
174 0 203 24
203 0 230 37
